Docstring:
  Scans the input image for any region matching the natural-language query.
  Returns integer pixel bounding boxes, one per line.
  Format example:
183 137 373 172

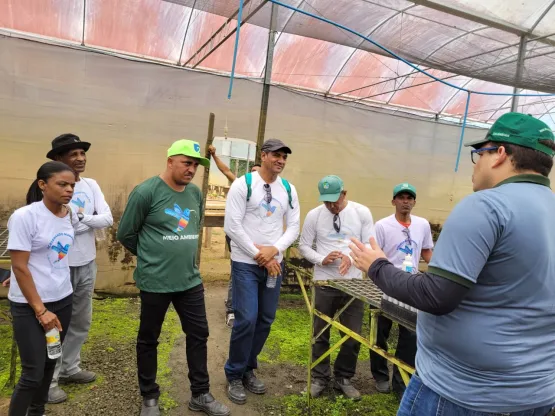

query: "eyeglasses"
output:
402 227 412 247
333 214 341 233
263 184 272 204
470 146 498 164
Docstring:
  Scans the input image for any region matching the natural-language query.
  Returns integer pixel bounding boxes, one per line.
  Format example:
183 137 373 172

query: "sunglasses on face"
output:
263 184 272 204
333 214 341 233
402 227 412 246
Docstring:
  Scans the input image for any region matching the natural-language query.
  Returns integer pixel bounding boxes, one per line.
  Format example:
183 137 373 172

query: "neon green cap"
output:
167 139 210 167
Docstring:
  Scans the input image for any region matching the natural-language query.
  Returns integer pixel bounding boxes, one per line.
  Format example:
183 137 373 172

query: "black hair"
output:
252 163 261 168
26 161 75 205
487 140 555 177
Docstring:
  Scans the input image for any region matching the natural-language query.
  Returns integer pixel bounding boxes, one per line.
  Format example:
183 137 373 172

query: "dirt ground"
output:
0 229 386 415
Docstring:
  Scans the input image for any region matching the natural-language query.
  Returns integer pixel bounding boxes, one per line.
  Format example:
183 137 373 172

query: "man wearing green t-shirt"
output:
117 140 230 416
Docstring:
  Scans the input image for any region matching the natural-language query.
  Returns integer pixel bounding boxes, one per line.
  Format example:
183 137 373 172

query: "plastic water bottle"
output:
266 274 278 289
402 254 413 273
45 328 62 359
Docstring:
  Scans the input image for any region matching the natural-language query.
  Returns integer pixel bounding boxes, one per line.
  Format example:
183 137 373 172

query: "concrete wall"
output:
0 37 487 291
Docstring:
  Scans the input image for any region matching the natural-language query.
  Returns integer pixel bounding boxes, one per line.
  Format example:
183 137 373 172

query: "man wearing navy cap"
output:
350 113 555 415
224 138 300 405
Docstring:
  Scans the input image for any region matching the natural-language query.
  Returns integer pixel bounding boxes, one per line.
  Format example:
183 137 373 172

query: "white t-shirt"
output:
69 177 113 267
299 202 375 280
224 172 301 265
7 201 78 303
375 214 434 269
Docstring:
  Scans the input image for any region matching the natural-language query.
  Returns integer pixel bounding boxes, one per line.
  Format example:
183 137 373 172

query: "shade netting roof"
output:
1 0 554 127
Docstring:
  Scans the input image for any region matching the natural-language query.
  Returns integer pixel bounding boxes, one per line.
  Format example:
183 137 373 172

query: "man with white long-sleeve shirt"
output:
224 138 300 405
46 134 113 404
299 175 374 400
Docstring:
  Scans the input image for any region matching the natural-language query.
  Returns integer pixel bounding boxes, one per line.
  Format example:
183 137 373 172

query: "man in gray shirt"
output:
349 113 555 415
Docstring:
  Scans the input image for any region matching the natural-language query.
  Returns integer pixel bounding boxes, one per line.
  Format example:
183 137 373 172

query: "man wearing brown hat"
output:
46 134 113 404
224 139 300 405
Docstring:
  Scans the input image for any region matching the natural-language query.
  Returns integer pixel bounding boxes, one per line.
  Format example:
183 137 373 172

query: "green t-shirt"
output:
116 176 203 293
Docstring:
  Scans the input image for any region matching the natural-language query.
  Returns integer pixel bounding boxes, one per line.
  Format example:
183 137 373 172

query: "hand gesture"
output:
322 251 342 266
208 145 216 156
349 237 386 273
338 255 352 276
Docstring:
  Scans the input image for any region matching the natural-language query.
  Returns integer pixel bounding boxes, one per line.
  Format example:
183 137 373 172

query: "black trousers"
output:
370 314 416 395
9 294 73 416
312 286 364 383
137 284 210 399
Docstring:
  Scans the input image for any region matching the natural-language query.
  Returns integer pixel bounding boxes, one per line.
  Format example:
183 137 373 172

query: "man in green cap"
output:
299 175 375 399
370 182 433 398
348 113 555 415
117 140 230 416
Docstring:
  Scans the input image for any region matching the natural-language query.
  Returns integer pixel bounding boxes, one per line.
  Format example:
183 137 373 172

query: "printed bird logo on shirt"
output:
164 204 192 233
71 197 86 213
261 202 276 217
51 241 70 262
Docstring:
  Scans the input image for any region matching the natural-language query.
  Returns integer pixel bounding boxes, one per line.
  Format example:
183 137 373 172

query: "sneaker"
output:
334 378 361 401
59 370 97 384
227 379 247 405
188 392 231 416
301 381 327 398
140 398 160 416
225 313 235 329
375 380 391 393
242 370 266 394
47 385 67 404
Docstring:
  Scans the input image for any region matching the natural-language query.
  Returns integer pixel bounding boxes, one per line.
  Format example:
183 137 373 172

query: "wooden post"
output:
197 113 215 266
203 227 212 248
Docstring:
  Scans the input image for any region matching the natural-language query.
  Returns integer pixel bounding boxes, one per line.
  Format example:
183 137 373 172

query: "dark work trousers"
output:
9 294 73 416
370 314 417 396
311 286 364 384
225 234 233 315
137 284 210 399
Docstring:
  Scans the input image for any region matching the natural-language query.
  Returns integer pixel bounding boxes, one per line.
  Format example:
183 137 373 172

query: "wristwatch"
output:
77 212 84 222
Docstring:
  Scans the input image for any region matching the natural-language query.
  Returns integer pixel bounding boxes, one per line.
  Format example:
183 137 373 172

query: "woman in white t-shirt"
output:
7 161 77 416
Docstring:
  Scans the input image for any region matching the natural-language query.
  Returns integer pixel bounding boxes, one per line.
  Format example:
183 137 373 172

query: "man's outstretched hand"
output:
349 237 386 274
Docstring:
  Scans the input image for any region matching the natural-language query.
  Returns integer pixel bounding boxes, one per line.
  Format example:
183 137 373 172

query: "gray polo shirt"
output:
418 174 555 413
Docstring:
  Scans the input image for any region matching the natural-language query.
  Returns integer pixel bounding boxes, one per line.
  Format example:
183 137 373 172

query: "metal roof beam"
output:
183 0 267 68
324 4 416 95
409 0 555 47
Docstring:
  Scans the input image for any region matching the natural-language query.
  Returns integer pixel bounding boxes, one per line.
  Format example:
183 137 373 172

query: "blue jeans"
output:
398 374 555 416
224 261 283 381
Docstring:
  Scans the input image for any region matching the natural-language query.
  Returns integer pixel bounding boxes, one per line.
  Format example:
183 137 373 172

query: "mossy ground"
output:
0 291 400 415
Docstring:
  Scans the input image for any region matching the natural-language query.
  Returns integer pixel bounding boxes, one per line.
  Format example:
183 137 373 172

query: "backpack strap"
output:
281 178 293 209
245 172 252 202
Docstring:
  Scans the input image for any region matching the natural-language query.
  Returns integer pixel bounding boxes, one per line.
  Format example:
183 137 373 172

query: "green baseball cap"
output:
318 175 344 202
167 139 210 167
393 183 416 199
464 112 555 157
